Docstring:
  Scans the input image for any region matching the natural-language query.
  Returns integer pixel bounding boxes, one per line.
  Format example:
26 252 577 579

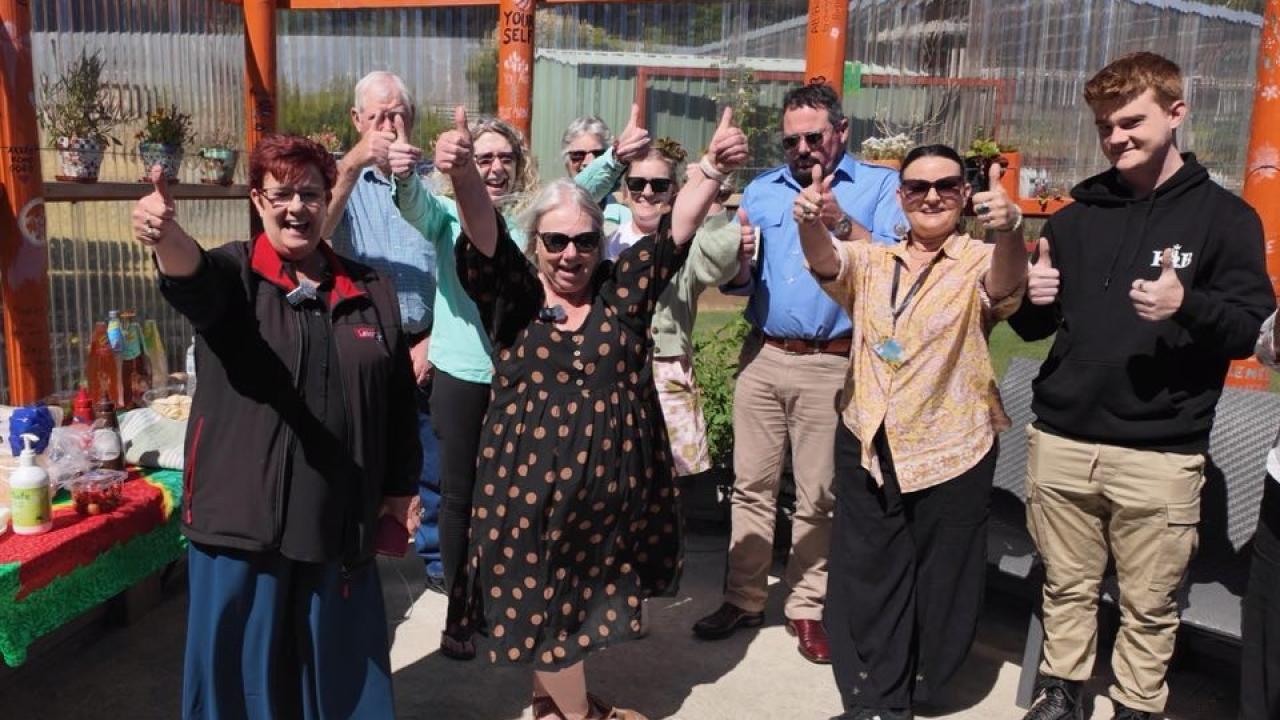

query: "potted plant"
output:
964 129 1020 199
37 50 126 183
136 104 194 182
197 130 239 186
860 133 913 171
1032 176 1071 214
306 126 345 159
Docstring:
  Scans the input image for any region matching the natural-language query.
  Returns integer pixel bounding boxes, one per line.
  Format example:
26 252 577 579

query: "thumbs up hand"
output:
972 162 1021 233
706 107 749 174
1027 237 1059 306
1130 247 1184 321
612 103 651 165
132 165 178 247
434 105 474 177
388 114 423 179
792 165 829 226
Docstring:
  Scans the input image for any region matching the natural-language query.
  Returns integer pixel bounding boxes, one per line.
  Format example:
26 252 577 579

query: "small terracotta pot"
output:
55 136 106 183
198 147 238 186
864 158 902 171
138 141 183 183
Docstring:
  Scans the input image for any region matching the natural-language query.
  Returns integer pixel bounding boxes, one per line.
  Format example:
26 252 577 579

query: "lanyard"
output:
889 250 945 331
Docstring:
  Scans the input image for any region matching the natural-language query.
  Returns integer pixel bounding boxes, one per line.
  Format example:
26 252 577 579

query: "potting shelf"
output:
43 182 249 203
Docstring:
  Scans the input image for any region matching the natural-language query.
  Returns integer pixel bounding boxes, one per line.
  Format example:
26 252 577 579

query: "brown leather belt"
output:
761 333 851 356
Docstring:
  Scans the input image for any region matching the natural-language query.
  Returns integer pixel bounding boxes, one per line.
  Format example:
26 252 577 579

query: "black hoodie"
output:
1008 154 1275 453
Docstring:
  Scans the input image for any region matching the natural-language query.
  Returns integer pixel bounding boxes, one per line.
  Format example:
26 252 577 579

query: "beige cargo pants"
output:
1025 426 1205 713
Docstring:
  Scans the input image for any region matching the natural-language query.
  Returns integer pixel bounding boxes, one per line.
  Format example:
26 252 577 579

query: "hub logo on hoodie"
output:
1151 244 1193 269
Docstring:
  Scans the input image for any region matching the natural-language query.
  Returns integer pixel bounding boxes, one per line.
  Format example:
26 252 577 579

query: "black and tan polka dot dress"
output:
453 223 687 669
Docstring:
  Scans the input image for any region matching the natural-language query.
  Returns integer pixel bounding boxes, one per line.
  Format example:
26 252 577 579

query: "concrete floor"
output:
0 527 1239 719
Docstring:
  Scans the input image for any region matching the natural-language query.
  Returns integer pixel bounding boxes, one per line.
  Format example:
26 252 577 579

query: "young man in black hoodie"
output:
1011 52 1275 720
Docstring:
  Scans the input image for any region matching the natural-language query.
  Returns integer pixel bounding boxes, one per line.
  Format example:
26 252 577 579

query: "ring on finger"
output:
975 203 990 216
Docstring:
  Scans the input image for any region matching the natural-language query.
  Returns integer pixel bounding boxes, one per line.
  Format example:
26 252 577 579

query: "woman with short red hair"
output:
131 134 421 719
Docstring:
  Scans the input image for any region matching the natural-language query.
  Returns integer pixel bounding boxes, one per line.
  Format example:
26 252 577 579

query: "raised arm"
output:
574 103 650 203
132 165 202 277
794 167 840 279
975 163 1028 303
670 107 749 246
435 106 499 256
322 121 396 239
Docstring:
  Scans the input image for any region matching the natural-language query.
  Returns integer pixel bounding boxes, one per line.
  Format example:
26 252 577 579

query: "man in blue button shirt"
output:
325 71 444 589
693 83 905 665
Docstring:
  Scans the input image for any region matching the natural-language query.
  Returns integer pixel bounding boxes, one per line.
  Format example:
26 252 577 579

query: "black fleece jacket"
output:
1008 154 1275 452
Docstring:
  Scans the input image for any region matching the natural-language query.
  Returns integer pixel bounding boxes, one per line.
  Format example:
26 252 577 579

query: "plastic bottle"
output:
118 311 151 408
141 319 169 384
93 394 124 471
86 321 119 405
10 433 52 535
106 310 124 354
72 386 94 425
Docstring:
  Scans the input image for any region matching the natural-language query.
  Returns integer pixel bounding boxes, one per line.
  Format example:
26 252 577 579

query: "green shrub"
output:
692 314 750 468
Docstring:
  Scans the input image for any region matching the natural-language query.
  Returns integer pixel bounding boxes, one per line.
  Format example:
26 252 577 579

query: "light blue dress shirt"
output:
731 153 905 340
331 169 437 335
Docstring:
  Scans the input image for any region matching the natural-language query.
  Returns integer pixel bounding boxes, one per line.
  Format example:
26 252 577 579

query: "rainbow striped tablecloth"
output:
0 468 186 666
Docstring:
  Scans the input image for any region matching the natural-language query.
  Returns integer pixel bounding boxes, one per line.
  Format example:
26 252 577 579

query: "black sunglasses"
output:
565 148 607 164
781 130 826 151
624 176 673 194
539 231 602 253
900 176 966 203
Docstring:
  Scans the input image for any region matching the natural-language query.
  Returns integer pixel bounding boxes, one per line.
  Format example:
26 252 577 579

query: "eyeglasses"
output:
781 129 827 151
565 148 607 164
900 176 965 205
475 151 517 168
624 176 673 194
261 187 326 208
538 231 602 253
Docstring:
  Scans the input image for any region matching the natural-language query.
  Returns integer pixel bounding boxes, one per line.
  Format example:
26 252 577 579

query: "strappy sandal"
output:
439 627 476 661
587 693 650 720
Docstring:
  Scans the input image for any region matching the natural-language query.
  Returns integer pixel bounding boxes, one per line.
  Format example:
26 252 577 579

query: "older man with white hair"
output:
325 70 443 589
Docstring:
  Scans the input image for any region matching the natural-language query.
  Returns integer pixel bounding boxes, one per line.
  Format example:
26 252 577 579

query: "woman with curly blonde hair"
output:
606 137 754 478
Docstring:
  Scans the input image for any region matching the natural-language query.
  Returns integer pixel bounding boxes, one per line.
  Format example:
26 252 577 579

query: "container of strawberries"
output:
65 469 128 516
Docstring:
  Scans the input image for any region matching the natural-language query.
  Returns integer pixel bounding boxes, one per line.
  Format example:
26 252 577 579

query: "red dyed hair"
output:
248 134 337 193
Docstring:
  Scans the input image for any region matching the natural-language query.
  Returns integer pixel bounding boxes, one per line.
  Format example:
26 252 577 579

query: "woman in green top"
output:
389 108 651 659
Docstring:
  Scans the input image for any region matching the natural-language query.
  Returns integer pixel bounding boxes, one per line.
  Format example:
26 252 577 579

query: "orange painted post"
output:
243 0 278 150
0 0 54 403
497 0 535 138
1231 0 1280 390
804 0 849 96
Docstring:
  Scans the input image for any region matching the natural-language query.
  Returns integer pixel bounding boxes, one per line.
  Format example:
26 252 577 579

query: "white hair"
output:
521 179 604 258
560 116 613 151
353 71 416 118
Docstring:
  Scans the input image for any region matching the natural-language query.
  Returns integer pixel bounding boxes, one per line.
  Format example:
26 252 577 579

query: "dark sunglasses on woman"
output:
624 177 673 194
565 148 607 164
900 176 966 204
539 231 602 253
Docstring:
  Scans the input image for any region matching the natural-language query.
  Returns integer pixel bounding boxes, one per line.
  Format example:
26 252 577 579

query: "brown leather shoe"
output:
787 619 831 664
692 602 765 640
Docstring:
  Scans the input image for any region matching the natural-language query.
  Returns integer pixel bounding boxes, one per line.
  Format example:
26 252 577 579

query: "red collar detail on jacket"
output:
249 232 366 310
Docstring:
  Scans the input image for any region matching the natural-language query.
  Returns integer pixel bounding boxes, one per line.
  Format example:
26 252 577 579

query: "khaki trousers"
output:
1025 426 1205 713
725 339 846 621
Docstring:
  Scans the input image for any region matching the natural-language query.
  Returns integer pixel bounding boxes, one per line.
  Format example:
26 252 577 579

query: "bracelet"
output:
996 206 1024 233
698 155 728 182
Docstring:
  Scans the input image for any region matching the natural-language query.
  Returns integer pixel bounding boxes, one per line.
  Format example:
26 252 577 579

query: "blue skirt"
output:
182 543 394 720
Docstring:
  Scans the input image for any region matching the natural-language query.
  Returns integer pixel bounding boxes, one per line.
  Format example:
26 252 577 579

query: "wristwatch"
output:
833 214 854 241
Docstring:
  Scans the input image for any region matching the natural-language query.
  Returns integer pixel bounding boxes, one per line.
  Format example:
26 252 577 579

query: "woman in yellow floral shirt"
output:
795 145 1027 720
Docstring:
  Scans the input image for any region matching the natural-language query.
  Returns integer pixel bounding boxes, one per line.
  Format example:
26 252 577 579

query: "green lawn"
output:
692 309 1053 377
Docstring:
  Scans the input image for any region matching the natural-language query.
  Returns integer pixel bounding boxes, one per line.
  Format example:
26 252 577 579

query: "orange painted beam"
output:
1231 0 1280 389
804 0 849 96
221 0 681 6
0 0 54 403
497 0 535 138
244 0 277 150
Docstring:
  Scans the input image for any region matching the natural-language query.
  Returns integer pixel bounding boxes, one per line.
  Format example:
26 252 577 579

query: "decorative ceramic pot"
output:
55 136 106 183
138 141 183 182
198 147 238 186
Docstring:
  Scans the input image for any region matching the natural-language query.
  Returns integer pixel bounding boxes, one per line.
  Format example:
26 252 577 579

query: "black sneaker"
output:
1111 704 1151 720
830 709 912 720
1022 677 1084 720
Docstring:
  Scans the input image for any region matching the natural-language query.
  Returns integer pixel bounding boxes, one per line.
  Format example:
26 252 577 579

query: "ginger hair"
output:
1084 52 1184 112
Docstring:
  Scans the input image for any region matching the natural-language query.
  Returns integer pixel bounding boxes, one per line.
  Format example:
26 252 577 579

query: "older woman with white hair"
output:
437 108 747 719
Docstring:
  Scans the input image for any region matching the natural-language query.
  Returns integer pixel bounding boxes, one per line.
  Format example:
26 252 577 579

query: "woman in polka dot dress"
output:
436 108 748 720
